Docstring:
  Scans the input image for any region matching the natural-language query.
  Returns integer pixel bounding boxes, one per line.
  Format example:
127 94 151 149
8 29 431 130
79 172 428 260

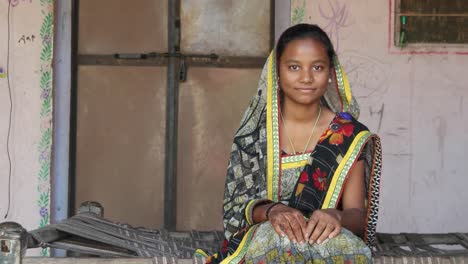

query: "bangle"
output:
265 202 282 220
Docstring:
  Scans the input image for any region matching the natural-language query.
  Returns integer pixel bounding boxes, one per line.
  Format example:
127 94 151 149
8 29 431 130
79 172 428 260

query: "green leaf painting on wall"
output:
38 0 54 257
292 0 306 25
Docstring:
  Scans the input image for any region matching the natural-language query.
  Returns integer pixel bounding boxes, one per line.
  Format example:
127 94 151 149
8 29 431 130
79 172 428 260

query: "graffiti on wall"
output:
7 0 32 7
318 0 353 52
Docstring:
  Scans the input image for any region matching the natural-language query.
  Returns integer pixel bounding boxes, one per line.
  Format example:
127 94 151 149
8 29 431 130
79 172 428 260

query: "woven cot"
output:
22 213 468 263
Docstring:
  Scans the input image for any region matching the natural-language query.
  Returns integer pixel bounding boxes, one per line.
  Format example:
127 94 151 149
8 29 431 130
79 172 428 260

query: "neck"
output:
281 98 321 123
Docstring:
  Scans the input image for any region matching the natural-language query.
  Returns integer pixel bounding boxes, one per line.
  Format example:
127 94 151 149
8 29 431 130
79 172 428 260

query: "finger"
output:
317 223 335 244
309 221 327 244
286 214 305 244
305 217 317 240
293 213 308 242
281 220 297 243
271 219 285 238
328 224 341 239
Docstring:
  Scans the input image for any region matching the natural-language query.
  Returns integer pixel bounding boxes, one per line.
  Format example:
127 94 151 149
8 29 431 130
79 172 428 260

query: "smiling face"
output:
278 38 331 107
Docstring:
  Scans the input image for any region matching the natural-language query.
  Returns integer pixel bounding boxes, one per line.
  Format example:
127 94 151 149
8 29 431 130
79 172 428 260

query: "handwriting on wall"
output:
7 0 32 7
18 34 36 44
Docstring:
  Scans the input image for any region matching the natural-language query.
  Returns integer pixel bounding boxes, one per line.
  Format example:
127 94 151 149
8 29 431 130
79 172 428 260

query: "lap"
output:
244 221 372 263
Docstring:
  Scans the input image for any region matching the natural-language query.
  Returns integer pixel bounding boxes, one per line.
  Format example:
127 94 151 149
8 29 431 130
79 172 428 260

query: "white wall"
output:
0 0 54 255
289 0 468 233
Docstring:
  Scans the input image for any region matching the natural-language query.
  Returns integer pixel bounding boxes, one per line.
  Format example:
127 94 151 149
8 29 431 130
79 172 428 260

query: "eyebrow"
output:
284 59 328 64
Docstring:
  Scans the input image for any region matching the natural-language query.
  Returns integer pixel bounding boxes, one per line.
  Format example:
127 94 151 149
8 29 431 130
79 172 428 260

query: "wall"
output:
290 0 468 233
0 0 54 256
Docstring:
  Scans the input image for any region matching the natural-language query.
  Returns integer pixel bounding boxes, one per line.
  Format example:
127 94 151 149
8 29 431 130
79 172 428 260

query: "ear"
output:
328 67 335 83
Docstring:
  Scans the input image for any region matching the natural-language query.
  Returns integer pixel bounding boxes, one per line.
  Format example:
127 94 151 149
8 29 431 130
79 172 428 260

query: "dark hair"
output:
276 24 336 64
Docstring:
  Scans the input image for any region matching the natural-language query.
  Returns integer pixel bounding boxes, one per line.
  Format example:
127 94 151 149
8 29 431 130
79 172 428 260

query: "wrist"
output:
331 209 343 223
251 199 274 224
265 202 282 220
322 208 343 223
247 199 271 225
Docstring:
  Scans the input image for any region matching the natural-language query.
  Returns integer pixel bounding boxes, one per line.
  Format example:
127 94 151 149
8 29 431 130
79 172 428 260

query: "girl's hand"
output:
268 204 308 244
305 209 342 244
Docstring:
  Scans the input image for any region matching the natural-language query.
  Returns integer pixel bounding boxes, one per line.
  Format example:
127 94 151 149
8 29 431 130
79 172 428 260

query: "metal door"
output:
74 0 273 230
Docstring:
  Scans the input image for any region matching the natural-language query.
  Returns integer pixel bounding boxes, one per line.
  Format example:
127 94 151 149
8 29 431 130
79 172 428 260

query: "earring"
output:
328 78 332 83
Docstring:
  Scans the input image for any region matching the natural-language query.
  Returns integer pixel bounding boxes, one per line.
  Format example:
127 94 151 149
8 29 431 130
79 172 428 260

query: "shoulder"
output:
335 112 370 134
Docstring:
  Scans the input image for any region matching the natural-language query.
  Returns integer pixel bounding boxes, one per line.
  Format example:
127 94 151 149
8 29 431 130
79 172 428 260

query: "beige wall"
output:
291 0 468 233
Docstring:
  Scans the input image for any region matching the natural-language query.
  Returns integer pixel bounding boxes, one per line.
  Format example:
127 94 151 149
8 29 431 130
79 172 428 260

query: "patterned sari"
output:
196 50 382 264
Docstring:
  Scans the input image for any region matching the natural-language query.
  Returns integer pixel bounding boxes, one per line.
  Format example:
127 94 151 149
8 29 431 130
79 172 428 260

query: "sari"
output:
196 49 382 264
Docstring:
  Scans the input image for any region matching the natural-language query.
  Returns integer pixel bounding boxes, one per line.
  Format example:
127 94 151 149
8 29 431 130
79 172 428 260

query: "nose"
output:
300 69 313 83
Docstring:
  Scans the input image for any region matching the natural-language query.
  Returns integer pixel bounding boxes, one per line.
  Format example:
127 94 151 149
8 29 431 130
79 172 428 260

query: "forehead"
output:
280 38 328 61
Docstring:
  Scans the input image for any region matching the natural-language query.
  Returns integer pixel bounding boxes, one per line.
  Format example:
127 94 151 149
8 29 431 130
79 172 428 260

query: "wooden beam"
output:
398 13 468 17
78 55 266 68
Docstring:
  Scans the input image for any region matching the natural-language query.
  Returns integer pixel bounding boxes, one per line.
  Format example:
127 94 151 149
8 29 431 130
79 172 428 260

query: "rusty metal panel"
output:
181 0 271 57
76 66 166 229
78 0 167 54
176 68 262 231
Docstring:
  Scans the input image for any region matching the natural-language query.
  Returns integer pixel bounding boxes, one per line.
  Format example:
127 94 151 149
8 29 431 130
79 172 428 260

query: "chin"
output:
293 97 321 106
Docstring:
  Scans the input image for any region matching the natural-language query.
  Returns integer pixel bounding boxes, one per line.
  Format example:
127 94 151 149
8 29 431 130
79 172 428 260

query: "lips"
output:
295 87 317 92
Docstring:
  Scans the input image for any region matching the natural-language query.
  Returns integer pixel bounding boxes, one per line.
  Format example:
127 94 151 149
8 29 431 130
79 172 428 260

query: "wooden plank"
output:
373 256 468 264
398 13 468 17
400 0 468 14
24 258 193 264
23 256 468 264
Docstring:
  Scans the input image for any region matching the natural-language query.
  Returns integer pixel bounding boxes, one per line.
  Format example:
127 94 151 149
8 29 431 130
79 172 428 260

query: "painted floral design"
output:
291 0 306 25
38 0 54 257
319 112 354 145
312 168 328 191
39 207 48 218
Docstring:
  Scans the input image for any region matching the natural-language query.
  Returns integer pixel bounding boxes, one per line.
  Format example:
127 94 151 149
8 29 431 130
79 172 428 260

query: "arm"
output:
339 159 366 235
305 160 366 244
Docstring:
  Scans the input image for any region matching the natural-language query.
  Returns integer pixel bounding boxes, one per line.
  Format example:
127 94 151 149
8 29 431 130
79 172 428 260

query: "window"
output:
395 0 468 46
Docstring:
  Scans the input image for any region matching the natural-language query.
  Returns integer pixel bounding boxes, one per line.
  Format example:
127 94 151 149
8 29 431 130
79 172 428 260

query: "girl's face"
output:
278 38 331 107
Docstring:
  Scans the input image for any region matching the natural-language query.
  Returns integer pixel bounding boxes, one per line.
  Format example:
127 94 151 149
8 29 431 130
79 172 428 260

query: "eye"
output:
288 65 300 71
312 65 324 71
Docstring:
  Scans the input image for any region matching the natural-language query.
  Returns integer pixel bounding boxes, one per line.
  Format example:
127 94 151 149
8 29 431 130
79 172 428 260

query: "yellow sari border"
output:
334 57 350 112
194 249 209 258
266 51 280 202
221 225 259 264
282 160 308 170
266 53 274 201
244 199 257 226
342 66 352 104
245 199 269 226
322 131 372 209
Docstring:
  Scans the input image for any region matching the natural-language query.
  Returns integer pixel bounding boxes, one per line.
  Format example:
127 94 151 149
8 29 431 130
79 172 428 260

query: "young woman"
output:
198 23 382 264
